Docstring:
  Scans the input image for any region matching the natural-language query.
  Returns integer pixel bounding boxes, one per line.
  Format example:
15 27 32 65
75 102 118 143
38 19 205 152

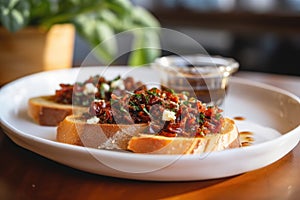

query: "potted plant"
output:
0 0 160 84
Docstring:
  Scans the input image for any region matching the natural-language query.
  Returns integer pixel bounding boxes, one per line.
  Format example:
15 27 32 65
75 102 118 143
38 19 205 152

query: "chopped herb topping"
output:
86 87 224 137
54 75 146 106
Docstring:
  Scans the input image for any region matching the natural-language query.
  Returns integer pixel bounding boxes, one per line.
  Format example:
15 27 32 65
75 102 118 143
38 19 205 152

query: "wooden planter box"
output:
0 24 75 85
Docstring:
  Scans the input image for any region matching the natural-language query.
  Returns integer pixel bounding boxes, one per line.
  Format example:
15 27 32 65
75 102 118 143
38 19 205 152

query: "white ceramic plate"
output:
1 67 299 181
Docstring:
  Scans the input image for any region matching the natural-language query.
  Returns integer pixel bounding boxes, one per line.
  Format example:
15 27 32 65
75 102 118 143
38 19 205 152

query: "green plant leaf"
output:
98 10 122 31
105 0 132 15
93 20 117 63
130 6 160 28
28 0 52 25
0 0 30 32
0 0 161 65
75 14 117 63
128 29 161 66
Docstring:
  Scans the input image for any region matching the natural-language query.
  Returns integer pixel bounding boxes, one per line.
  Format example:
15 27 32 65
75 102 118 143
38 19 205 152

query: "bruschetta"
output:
28 75 145 126
56 87 240 154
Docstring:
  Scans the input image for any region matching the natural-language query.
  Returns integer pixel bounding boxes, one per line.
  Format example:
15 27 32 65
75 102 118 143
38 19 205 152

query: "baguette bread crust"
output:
57 116 240 154
56 115 149 149
127 118 240 154
28 95 87 126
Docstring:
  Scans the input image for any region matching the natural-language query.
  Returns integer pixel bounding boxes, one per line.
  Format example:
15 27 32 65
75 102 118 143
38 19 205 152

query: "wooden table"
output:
1 71 299 200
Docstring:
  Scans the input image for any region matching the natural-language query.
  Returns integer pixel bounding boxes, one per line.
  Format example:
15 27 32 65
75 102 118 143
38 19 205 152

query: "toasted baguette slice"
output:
56 115 149 149
28 95 87 126
127 118 240 154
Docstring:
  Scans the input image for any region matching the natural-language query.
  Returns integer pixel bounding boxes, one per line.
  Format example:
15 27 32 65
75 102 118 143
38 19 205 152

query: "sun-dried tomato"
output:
84 84 224 137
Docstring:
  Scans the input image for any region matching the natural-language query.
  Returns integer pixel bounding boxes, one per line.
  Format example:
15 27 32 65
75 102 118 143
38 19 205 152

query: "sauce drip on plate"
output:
233 116 254 146
239 131 254 147
234 116 246 121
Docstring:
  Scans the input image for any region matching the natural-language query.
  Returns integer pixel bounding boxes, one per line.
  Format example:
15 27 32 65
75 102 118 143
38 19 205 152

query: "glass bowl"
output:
152 54 239 106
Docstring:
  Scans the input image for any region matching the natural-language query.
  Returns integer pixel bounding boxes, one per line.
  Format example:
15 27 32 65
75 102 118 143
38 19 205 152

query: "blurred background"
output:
74 0 300 76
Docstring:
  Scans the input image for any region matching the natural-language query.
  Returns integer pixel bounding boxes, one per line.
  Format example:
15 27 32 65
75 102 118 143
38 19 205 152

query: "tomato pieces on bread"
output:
56 87 241 154
28 75 145 126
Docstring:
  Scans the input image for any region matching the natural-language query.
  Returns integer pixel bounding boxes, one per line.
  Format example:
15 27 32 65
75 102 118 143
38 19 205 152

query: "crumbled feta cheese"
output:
87 116 100 124
83 83 98 95
101 83 110 92
162 109 176 121
94 99 105 103
111 79 125 90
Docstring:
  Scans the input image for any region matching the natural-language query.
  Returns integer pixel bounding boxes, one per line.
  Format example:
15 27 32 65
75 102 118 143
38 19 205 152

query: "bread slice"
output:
127 118 240 154
57 115 240 154
56 115 149 149
28 95 87 126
